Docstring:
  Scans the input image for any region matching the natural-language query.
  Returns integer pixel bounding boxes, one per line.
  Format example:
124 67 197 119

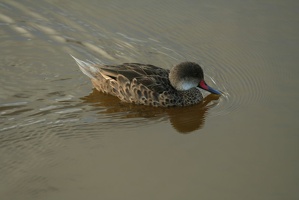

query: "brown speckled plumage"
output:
72 56 220 107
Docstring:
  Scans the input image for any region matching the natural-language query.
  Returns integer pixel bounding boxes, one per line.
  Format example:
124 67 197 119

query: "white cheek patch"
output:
178 79 199 90
181 82 195 90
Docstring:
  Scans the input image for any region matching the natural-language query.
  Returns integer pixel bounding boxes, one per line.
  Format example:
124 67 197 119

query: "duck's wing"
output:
99 63 169 80
99 63 172 93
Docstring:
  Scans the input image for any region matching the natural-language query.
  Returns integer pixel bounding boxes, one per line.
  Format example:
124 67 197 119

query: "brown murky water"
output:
1 0 299 199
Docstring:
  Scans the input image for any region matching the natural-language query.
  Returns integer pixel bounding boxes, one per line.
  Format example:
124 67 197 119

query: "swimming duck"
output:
72 56 221 107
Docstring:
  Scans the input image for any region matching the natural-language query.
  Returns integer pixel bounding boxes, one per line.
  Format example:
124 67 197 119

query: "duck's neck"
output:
177 87 203 106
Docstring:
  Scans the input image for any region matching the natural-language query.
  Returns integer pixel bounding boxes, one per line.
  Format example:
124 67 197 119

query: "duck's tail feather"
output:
71 55 100 79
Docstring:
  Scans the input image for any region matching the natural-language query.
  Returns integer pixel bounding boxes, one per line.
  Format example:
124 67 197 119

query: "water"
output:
1 0 299 199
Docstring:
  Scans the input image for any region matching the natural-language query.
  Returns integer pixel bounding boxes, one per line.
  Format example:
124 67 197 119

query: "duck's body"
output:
72 57 221 107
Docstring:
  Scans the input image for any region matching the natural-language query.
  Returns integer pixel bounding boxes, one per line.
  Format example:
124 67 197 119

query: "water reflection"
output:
81 89 220 133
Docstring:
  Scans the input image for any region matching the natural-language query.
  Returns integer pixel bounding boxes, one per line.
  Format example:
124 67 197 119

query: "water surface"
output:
1 0 299 199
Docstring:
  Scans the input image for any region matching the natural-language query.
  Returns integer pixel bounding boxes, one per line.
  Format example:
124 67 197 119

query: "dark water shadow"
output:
81 89 220 134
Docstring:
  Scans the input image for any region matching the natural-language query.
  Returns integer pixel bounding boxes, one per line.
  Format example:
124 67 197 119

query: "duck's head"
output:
169 62 221 95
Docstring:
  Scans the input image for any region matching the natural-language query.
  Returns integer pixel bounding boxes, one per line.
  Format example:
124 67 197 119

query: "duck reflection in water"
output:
81 89 220 133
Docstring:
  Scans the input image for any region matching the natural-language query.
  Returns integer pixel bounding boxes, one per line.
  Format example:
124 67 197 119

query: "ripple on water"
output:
186 41 272 118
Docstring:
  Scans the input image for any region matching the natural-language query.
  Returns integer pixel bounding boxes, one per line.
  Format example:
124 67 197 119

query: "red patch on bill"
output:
199 80 208 90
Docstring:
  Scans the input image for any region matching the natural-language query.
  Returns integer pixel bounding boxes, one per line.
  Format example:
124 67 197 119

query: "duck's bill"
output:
206 86 221 95
199 80 222 95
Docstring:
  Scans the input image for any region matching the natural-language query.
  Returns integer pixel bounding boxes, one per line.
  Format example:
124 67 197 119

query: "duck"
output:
72 56 221 107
